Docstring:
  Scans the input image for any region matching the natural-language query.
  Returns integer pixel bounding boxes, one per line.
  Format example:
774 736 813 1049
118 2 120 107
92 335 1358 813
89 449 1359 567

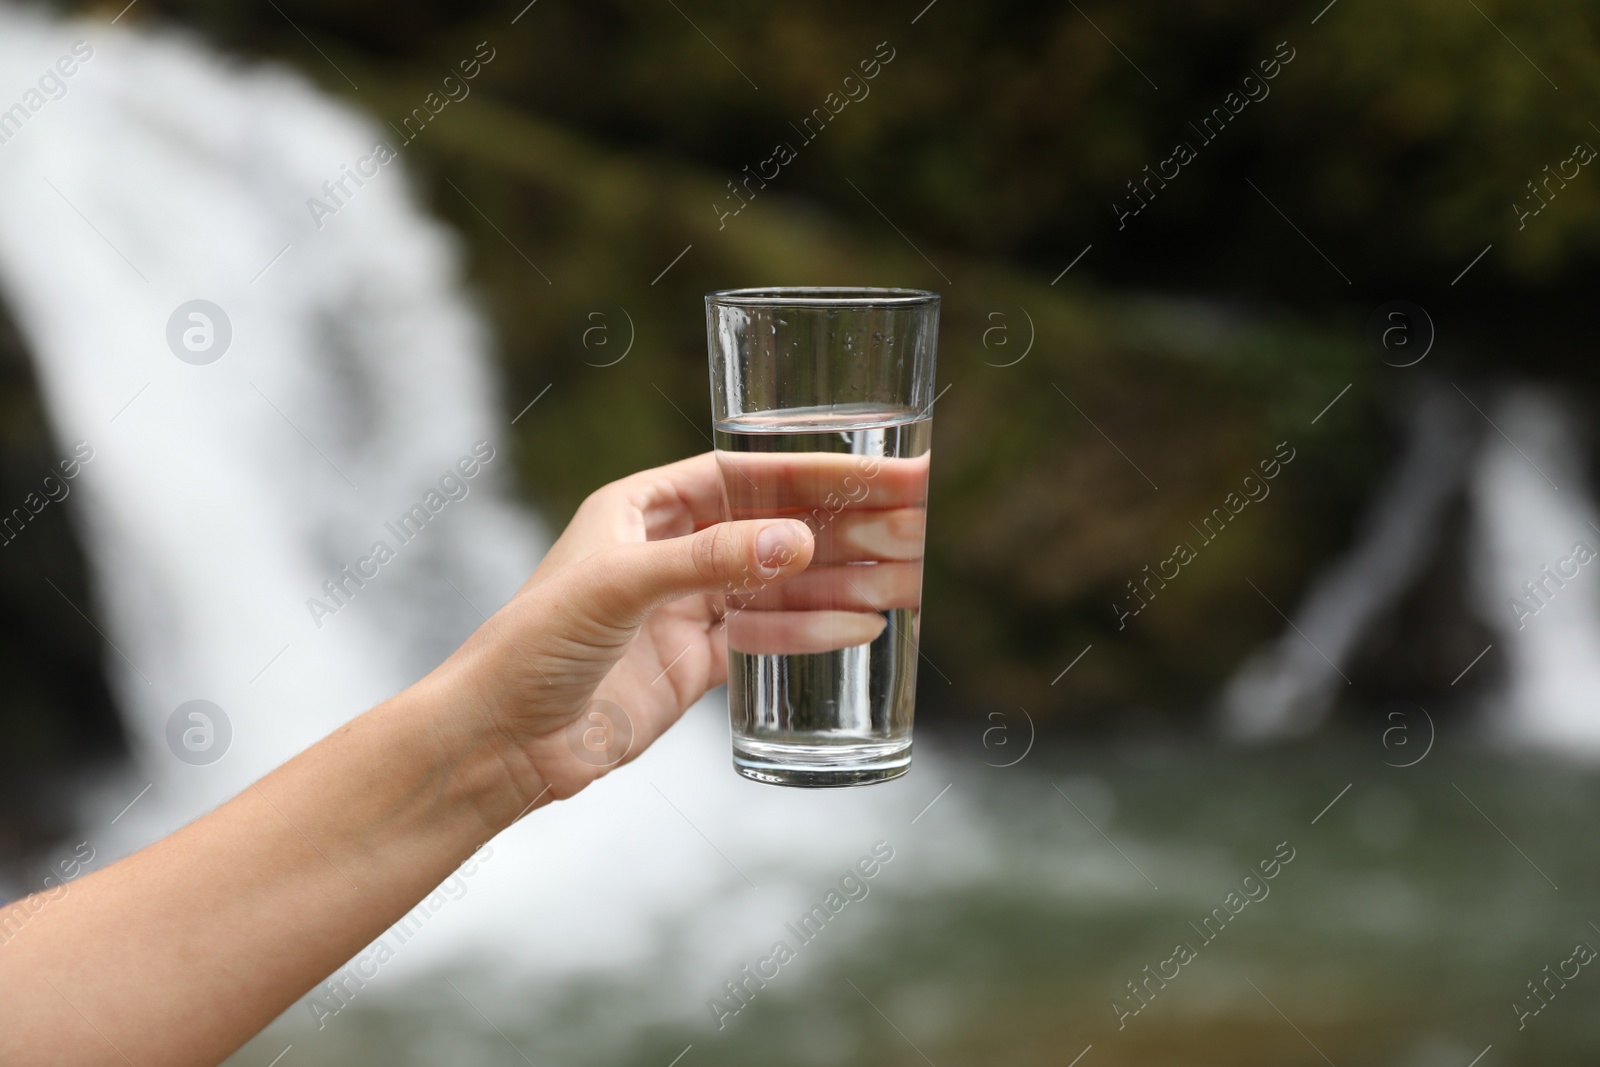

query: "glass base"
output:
731 735 912 787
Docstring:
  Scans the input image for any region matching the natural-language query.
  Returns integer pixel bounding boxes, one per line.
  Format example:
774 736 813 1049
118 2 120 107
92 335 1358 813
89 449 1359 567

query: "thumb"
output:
580 518 815 627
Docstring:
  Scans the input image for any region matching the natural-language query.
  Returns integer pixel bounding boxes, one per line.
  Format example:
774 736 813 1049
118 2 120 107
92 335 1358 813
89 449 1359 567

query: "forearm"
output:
0 453 810 1065
0 669 539 1067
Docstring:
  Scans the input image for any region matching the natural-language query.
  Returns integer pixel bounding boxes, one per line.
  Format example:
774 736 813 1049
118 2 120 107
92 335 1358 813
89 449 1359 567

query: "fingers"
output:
545 450 925 662
721 558 918 654
620 452 727 537
807 507 927 564
725 610 888 654
533 454 724 580
717 451 930 512
720 506 927 565
577 518 814 630
542 448 928 582
728 561 923 612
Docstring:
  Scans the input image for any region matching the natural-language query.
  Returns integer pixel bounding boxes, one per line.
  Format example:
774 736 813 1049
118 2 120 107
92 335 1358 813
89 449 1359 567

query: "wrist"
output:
387 666 554 838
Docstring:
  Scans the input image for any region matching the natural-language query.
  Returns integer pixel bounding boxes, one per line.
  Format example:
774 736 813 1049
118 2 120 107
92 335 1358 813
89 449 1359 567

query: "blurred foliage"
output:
16 0 1600 733
117 0 1600 326
338 83 1387 721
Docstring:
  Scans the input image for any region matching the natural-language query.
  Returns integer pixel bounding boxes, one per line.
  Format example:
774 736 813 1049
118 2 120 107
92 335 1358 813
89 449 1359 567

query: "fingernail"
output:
757 520 807 568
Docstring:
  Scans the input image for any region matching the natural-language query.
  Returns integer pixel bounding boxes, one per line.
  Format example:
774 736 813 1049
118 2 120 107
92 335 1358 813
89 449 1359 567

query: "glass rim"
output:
706 286 940 309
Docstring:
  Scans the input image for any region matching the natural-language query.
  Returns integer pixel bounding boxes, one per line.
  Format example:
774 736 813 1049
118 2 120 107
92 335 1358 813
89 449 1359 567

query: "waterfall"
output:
0 3 543 825
1467 385 1600 749
0 3 968 1020
1220 381 1475 738
1221 377 1600 754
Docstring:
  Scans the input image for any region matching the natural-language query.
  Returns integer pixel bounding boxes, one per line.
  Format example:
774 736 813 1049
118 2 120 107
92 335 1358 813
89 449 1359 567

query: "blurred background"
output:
3 0 1600 1063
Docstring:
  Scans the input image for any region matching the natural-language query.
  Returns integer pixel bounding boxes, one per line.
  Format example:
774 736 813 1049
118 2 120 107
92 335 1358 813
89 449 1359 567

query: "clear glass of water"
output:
706 287 939 787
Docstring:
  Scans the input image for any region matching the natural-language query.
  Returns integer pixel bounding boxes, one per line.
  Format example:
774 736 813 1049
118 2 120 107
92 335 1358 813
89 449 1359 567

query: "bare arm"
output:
0 453 815 1067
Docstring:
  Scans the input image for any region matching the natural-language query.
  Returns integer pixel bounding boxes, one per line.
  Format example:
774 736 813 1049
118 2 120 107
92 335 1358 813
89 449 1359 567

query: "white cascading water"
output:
1220 382 1474 738
1467 385 1600 749
1221 376 1600 754
0 3 985 1042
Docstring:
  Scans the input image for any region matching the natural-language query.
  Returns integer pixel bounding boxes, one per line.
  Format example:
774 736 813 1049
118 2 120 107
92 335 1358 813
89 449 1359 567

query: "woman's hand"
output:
0 450 826 1067
433 452 815 806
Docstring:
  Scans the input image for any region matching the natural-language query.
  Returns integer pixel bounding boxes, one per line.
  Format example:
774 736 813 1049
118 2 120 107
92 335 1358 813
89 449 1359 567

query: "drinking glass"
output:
706 287 939 786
